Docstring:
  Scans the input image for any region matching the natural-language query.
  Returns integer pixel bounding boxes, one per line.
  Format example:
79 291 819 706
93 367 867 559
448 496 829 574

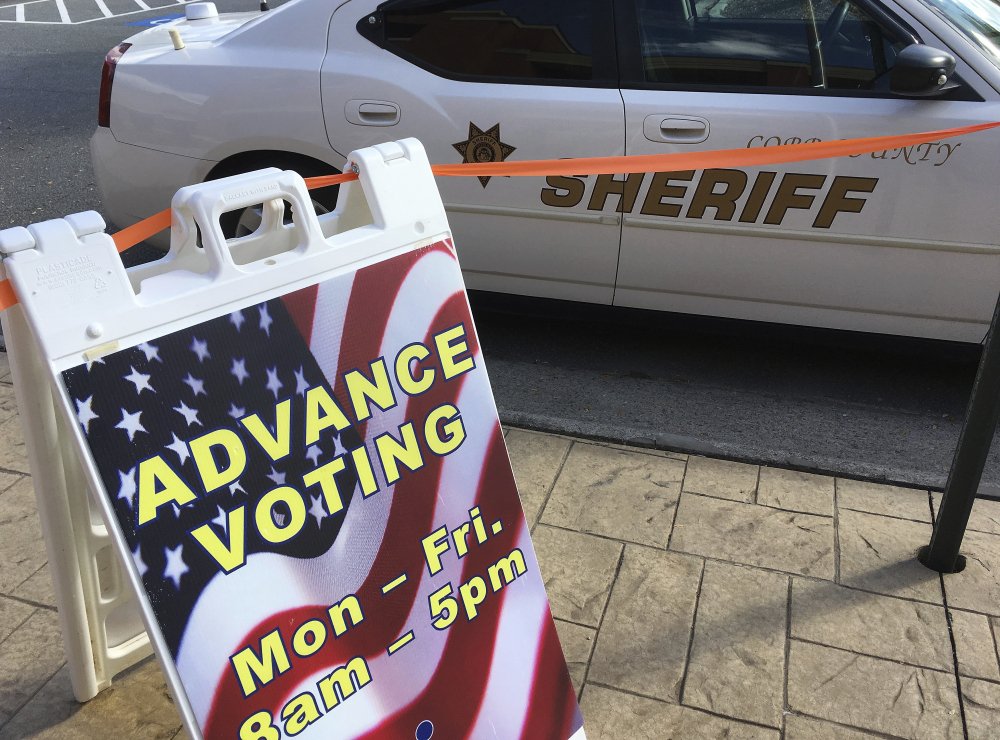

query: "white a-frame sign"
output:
0 140 586 740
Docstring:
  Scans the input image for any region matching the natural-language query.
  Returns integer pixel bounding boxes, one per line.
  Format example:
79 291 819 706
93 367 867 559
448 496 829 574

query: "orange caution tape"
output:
0 280 16 312
110 207 173 253
430 120 1000 177
306 172 360 190
1 120 998 313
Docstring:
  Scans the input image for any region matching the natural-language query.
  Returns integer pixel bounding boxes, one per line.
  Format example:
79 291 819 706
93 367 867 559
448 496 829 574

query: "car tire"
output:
214 160 341 239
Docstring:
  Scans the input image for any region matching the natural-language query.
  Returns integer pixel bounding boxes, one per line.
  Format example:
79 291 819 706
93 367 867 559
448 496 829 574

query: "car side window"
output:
634 0 909 91
378 0 602 83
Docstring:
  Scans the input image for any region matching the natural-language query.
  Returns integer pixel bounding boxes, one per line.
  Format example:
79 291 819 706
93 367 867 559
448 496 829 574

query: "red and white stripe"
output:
173 241 578 738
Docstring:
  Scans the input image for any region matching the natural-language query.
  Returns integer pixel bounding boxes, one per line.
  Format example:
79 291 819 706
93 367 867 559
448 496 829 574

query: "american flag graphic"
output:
60 240 583 739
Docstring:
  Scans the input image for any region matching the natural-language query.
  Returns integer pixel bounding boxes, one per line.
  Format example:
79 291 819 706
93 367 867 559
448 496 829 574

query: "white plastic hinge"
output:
371 141 408 164
0 226 36 255
348 138 444 232
64 212 107 240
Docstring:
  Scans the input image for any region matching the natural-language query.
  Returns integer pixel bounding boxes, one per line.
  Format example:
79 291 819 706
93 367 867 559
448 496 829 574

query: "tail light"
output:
98 43 131 128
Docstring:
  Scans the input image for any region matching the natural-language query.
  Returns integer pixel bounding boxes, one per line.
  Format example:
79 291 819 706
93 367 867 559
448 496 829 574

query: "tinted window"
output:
922 0 1000 72
382 0 598 81
635 0 909 91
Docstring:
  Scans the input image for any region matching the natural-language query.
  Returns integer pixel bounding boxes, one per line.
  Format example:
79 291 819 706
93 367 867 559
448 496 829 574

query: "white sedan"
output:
92 0 1000 342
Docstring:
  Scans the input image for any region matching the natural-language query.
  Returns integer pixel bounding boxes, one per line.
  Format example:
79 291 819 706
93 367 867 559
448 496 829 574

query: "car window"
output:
634 0 909 91
380 0 601 82
919 0 1000 72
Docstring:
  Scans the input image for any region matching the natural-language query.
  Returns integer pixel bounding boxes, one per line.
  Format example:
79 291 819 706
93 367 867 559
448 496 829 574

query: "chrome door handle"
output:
643 115 709 143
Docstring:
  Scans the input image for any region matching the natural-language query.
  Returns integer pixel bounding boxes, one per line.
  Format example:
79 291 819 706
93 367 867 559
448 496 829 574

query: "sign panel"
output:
60 240 583 739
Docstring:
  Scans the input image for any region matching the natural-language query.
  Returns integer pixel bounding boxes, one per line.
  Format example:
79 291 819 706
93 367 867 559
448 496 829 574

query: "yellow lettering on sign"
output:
190 507 247 573
302 458 349 516
280 692 322 736
374 422 424 486
344 358 396 423
241 400 292 461
424 403 466 456
422 525 450 576
434 325 475 380
231 629 291 697
395 343 435 396
317 656 372 711
304 386 351 445
255 487 307 544
291 620 327 659
189 429 247 494
351 445 379 497
239 711 279 740
327 595 364 636
137 456 197 525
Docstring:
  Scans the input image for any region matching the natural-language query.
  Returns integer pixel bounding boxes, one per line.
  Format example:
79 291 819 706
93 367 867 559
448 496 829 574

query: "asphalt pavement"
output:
471 298 999 493
1 8 997 494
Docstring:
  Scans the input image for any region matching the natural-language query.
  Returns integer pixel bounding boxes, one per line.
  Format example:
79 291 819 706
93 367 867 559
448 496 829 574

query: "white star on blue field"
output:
61 297 363 656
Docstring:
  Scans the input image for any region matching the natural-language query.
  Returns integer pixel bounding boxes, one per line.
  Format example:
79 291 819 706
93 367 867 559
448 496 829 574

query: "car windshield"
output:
921 0 1000 70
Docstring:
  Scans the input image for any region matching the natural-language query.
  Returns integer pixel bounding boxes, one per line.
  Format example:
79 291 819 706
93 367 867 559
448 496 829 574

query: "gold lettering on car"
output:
453 122 516 188
539 170 880 229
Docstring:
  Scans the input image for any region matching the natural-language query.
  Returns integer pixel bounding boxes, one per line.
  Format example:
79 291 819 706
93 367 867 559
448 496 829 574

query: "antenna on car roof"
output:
260 0 269 11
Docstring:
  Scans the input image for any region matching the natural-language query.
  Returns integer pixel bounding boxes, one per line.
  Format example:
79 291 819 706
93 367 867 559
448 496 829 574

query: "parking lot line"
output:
0 0 186 23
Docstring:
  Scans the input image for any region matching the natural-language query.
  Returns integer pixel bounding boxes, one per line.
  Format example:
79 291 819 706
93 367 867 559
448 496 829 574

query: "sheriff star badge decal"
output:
453 122 516 188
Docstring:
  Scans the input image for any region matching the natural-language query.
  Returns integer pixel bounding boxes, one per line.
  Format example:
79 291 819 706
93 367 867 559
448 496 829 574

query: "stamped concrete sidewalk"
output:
0 350 999 737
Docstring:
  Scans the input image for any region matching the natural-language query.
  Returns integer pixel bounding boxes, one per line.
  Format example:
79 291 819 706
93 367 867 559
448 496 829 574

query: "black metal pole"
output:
919 289 1000 573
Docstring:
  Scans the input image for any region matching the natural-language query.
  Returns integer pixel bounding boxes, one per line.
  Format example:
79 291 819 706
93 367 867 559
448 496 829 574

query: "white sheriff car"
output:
92 0 1000 342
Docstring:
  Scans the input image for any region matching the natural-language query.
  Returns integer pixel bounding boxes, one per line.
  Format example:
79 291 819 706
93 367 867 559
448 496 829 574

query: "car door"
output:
322 0 625 305
610 0 1000 341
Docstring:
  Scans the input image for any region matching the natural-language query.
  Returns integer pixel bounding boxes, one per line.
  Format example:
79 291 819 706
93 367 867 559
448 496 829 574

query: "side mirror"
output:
891 44 958 97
